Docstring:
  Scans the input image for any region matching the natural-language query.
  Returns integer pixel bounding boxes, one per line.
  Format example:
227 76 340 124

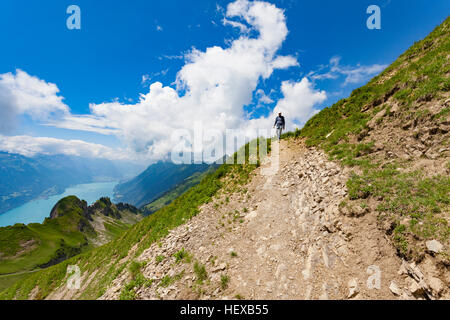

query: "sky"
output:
0 0 448 164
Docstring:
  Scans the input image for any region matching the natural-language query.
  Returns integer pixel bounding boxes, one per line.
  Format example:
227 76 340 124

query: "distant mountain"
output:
0 152 137 215
114 162 218 208
142 166 217 215
0 196 142 275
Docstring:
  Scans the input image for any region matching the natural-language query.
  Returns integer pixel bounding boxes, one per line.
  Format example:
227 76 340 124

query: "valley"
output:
0 14 448 301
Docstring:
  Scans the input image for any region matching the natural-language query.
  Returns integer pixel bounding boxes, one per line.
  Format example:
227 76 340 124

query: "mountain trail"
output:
101 139 424 300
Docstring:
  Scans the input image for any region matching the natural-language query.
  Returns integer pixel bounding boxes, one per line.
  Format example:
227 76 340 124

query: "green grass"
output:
159 275 173 288
103 220 130 239
193 262 207 284
173 248 192 264
220 274 229 290
129 260 146 279
155 255 165 264
159 270 184 288
143 168 217 215
119 273 153 300
0 272 35 293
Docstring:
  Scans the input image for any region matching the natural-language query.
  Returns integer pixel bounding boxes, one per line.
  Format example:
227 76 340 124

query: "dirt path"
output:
100 139 435 300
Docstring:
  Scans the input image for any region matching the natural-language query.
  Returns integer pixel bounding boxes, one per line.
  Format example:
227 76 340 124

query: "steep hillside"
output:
142 167 217 215
288 15 449 264
114 162 217 208
0 196 142 291
0 17 448 300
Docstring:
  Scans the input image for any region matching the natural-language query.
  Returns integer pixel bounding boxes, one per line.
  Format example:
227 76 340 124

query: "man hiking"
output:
273 112 285 140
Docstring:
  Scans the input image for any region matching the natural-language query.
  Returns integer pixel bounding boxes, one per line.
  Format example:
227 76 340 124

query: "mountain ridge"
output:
0 195 143 290
0 16 448 300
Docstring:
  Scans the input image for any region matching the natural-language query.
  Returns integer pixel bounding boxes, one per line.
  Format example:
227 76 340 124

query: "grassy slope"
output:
0 197 90 275
286 17 449 146
0 140 269 300
283 17 449 260
114 162 213 208
142 167 217 215
0 197 141 292
0 272 37 293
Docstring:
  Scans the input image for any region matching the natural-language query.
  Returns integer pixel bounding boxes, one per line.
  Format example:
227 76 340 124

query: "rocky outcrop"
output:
50 196 87 220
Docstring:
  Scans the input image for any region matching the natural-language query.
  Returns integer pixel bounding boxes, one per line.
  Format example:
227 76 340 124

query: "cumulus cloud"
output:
52 0 303 161
0 135 130 160
0 69 69 133
274 78 327 127
309 56 387 86
246 77 326 132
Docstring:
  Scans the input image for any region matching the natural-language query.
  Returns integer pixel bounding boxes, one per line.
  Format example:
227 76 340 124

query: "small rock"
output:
212 263 227 272
428 277 444 296
389 281 402 296
425 240 443 254
398 261 408 275
245 211 258 221
367 109 387 129
390 103 400 114
351 205 368 217
348 278 359 298
409 279 424 297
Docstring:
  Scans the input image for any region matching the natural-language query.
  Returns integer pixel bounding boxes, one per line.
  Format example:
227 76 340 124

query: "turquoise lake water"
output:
0 181 118 228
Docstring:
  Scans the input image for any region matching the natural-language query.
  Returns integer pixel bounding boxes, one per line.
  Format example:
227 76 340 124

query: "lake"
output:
0 181 118 227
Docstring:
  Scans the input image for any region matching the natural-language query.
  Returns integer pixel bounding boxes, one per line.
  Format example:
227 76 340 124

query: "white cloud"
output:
141 69 169 87
142 74 151 85
0 1 327 162
309 56 387 86
222 18 250 33
0 69 69 133
156 25 163 32
53 0 301 161
273 78 327 128
255 89 274 104
159 54 184 61
0 135 130 161
245 77 326 133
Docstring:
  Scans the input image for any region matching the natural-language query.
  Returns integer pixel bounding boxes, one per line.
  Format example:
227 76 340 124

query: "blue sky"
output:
0 0 448 163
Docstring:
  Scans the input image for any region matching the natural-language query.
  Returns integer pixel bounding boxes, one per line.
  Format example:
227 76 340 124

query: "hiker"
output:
273 112 285 140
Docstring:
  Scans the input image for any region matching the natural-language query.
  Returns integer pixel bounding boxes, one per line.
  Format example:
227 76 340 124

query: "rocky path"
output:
100 139 445 300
